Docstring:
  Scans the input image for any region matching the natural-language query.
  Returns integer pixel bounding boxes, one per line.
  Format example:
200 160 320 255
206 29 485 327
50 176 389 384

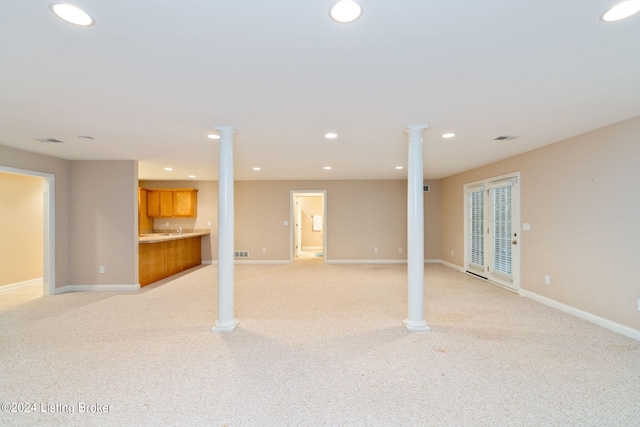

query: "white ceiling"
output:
1 1 639 181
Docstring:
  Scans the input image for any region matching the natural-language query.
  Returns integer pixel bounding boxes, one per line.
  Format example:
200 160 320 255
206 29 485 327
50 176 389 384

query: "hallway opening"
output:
291 191 326 263
0 167 55 308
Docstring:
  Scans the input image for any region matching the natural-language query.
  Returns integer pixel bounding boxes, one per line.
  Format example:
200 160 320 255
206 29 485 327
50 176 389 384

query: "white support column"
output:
212 126 239 332
404 125 430 332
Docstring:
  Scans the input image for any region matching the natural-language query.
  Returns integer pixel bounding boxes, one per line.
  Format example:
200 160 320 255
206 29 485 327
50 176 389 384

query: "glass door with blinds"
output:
465 174 520 291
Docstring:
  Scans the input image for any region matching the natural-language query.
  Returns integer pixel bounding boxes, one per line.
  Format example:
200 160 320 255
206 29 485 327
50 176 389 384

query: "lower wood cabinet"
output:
139 236 202 286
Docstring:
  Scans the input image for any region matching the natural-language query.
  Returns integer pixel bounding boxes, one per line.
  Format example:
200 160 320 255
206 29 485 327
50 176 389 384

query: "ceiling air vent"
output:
35 138 64 143
494 136 519 141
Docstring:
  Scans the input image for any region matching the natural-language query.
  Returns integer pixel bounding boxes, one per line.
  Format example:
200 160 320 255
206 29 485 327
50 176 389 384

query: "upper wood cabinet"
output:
173 190 197 217
146 188 198 218
138 188 154 233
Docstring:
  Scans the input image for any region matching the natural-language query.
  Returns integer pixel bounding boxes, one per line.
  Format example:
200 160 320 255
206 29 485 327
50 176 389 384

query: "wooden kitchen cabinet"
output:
146 188 197 218
173 190 198 217
183 235 202 268
139 236 203 286
138 188 154 234
139 241 166 285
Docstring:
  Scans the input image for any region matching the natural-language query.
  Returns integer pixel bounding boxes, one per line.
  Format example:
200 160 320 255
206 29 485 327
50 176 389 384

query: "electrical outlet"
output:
207 220 211 226
165 221 169 227
545 275 551 285
399 248 403 254
262 248 267 254
374 247 378 253
451 250 454 257
99 266 105 274
637 299 640 312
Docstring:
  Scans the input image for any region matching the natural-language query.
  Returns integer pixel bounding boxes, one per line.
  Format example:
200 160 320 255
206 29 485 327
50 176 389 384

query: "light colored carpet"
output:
1 262 639 426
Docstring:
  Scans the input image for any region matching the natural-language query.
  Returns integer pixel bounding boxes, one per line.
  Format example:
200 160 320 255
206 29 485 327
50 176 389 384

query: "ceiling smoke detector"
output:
35 138 64 143
494 136 519 141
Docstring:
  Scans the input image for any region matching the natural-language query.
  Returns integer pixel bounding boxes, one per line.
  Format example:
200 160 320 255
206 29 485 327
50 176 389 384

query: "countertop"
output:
138 230 210 243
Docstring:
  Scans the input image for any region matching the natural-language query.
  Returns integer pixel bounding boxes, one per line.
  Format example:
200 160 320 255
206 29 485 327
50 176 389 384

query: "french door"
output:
465 174 520 291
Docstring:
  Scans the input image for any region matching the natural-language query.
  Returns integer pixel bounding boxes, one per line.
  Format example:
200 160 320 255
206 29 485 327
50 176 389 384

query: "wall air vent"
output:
35 138 64 143
234 251 249 259
494 136 519 141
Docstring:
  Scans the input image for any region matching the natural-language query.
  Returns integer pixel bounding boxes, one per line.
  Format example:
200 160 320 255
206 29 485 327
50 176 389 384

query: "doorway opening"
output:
0 167 55 306
291 191 327 263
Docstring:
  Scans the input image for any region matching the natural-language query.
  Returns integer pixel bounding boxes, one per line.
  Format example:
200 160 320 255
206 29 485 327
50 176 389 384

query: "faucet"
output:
177 227 183 235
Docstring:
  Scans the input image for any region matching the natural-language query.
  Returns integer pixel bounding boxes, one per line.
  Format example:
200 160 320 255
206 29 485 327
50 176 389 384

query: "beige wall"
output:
0 144 70 290
1 147 141 289
0 172 43 286
69 160 138 286
440 115 640 330
300 196 324 248
141 179 441 262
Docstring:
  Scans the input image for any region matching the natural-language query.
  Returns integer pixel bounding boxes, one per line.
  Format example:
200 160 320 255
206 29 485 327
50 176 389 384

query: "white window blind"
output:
492 185 512 276
469 189 484 267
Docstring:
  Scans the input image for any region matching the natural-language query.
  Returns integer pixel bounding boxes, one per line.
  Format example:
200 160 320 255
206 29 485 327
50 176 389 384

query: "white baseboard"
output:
438 260 465 272
326 259 408 264
235 260 290 265
205 260 290 265
55 284 140 294
519 288 640 342
0 277 43 293
205 259 444 266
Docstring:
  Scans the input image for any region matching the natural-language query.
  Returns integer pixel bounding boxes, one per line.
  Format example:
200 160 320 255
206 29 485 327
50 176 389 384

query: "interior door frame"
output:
290 190 327 263
0 166 55 296
464 172 520 291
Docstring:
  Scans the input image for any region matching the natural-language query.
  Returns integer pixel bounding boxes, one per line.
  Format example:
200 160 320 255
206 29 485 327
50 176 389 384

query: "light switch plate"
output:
523 223 531 231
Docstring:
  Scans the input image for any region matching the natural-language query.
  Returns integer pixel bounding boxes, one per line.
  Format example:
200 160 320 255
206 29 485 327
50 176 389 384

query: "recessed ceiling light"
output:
325 132 338 139
207 133 220 140
330 0 362 23
253 167 261 171
188 175 196 178
323 166 332 170
164 167 173 171
442 133 456 139
395 166 404 170
601 0 640 21
50 3 94 26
